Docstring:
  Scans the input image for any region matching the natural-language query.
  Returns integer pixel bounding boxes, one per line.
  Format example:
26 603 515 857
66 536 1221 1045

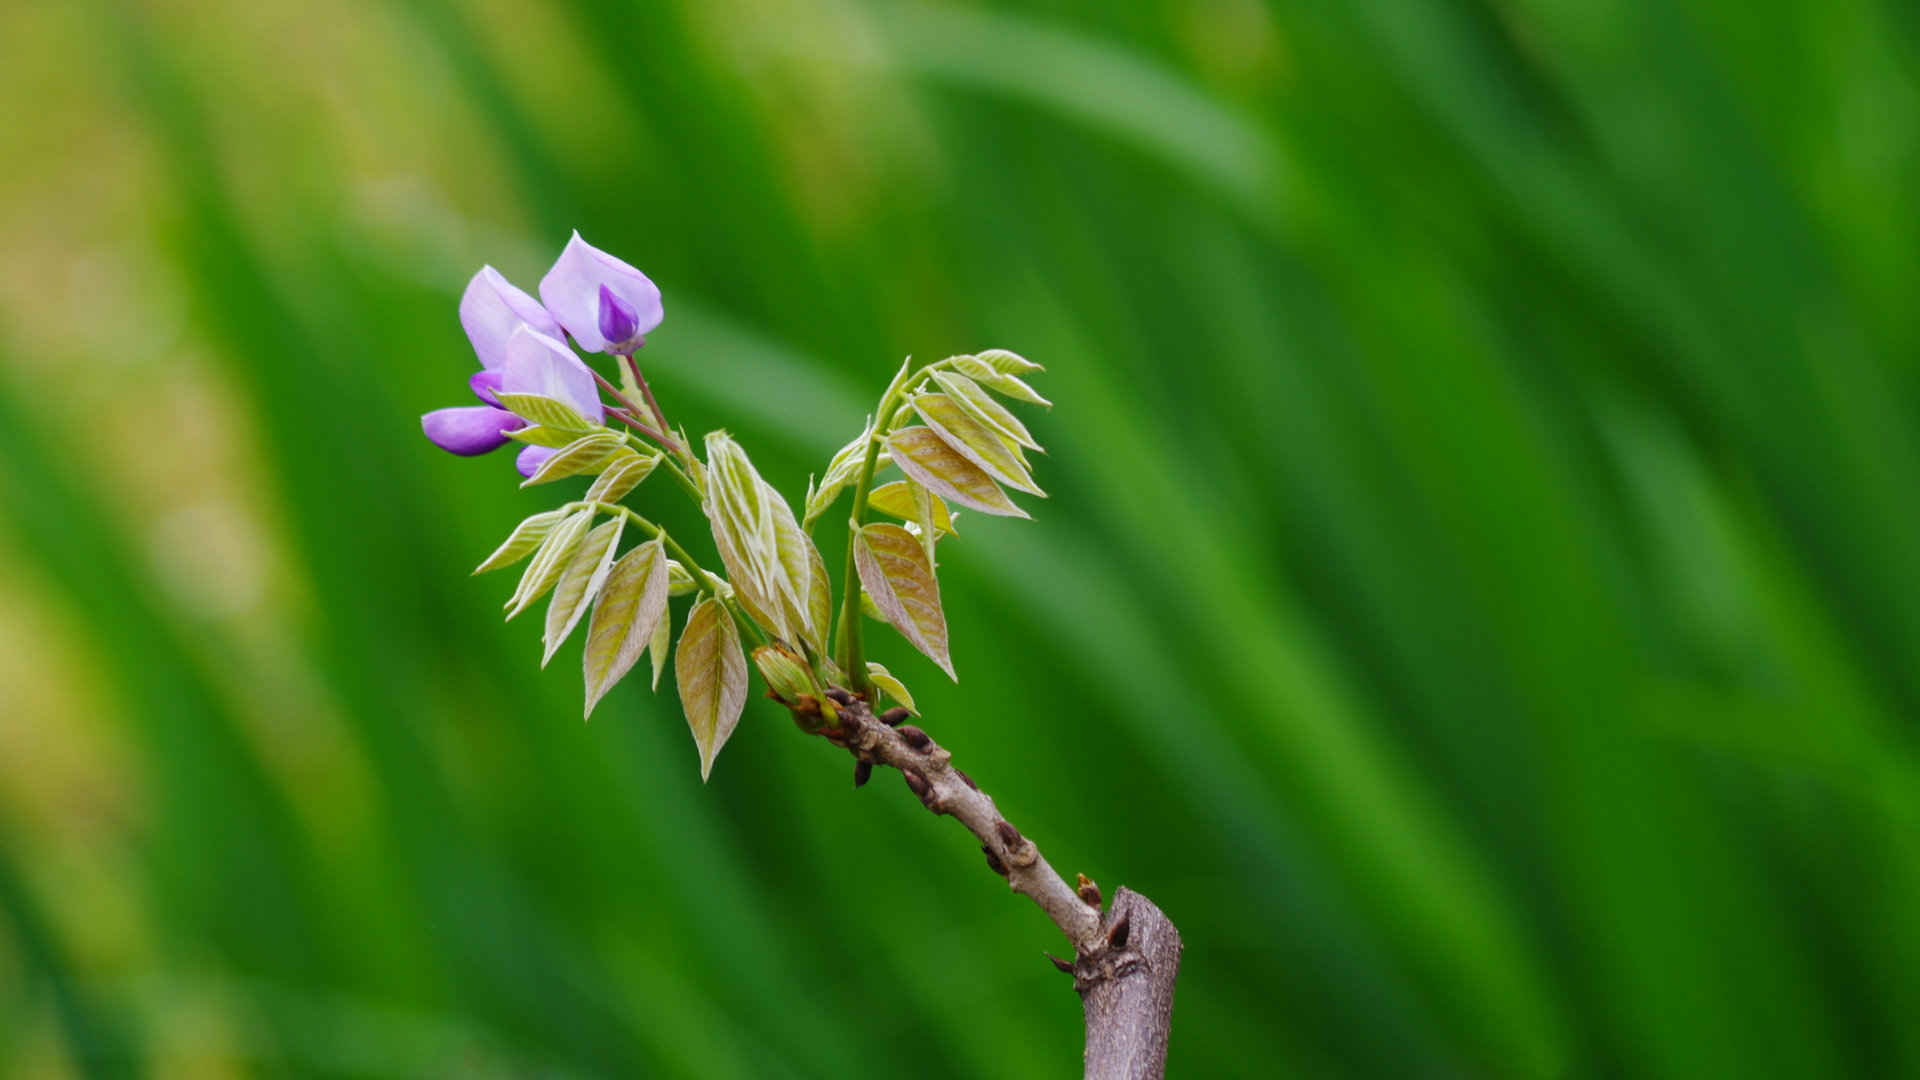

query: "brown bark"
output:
812 692 1182 1078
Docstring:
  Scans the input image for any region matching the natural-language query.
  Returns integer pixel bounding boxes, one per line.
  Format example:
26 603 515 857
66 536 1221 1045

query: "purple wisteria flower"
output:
539 231 663 355
423 266 556 461
501 325 607 476
460 266 562 370
426 236 664 474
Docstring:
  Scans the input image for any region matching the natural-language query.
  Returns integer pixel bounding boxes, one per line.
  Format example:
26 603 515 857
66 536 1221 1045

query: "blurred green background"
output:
3 0 1918 1075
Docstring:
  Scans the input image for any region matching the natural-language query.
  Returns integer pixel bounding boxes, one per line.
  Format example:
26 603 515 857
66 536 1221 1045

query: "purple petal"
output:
459 266 561 370
469 369 505 407
422 405 526 456
500 325 606 424
516 444 558 478
538 231 663 354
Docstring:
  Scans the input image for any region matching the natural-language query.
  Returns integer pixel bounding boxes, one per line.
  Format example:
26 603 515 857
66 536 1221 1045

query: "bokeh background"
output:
4 0 1918 1076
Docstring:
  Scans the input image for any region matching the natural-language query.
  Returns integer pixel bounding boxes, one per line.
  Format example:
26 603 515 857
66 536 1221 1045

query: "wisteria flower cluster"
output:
425 231 1053 779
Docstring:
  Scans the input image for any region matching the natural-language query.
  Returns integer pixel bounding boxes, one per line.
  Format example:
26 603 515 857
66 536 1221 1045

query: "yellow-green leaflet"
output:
504 508 593 619
581 537 670 719
473 509 567 574
542 517 624 666
866 662 919 715
583 449 659 504
494 392 598 432
675 596 748 781
867 480 955 536
912 393 1044 497
853 523 955 680
887 426 1027 518
929 370 1041 451
522 431 624 487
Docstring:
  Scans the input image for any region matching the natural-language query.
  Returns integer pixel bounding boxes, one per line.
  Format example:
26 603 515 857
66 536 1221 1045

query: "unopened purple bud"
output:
597 285 645 354
422 405 525 456
469 369 505 408
516 444 558 478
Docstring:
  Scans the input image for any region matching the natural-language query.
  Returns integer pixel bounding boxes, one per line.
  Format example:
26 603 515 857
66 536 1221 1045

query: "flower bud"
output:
421 405 525 456
597 284 646 355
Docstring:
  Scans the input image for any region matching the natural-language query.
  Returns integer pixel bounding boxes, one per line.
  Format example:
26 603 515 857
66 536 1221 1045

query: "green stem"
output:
834 361 937 691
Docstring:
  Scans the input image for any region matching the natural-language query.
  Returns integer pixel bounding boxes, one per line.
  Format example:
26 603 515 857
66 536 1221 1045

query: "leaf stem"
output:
834 363 933 690
592 369 682 455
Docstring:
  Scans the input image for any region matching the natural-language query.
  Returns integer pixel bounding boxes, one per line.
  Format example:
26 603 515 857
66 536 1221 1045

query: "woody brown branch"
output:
815 689 1103 951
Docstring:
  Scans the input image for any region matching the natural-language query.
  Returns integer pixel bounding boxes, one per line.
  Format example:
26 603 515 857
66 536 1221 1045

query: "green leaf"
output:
705 432 808 642
912 394 1045 496
542 517 624 666
649 595 672 689
504 508 592 620
506 425 581 449
521 431 624 487
880 355 917 403
853 522 955 680
868 480 956 536
805 536 832 661
804 417 877 530
765 478 818 644
583 449 659 504
950 356 1052 408
930 370 1041 451
886 426 1028 518
581 537 670 718
866 662 919 716
494 392 599 432
910 482 940 568
975 348 1044 375
753 644 815 704
675 595 748 781
473 509 568 574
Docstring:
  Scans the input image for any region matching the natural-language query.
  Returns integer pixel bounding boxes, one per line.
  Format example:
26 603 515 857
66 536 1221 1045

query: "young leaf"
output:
704 432 789 637
950 357 1052 408
805 538 832 661
522 431 624 487
752 644 815 704
853 523 955 680
543 517 624 666
975 348 1044 375
929 370 1041 451
886 427 1028 519
868 481 955 535
506 425 581 449
505 508 593 619
709 521 784 640
581 536 670 718
494 391 597 432
584 449 659 504
910 481 940 568
675 596 748 781
649 596 672 689
473 509 567 574
804 417 876 530
866 662 919 716
762 477 817 642
912 394 1045 496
